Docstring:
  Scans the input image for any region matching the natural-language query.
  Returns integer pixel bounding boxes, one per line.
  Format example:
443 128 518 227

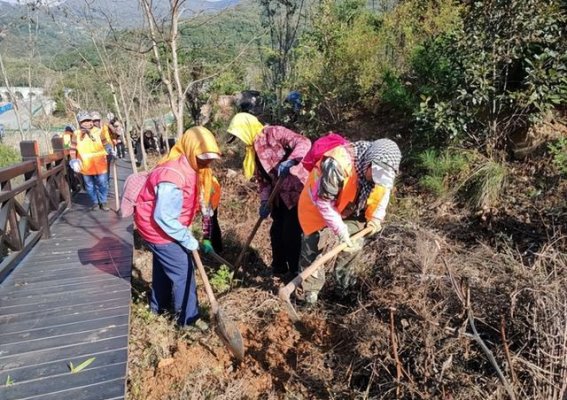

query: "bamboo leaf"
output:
68 357 96 373
5 375 14 386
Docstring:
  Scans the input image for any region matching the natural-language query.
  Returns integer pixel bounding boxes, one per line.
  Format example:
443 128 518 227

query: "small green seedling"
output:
210 264 233 293
68 357 96 373
5 375 14 386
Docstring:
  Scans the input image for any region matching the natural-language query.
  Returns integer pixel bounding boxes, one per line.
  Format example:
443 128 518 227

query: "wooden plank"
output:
0 295 131 322
33 241 131 252
0 231 43 283
0 348 127 388
1 277 130 299
0 275 122 297
3 272 124 289
9 379 126 400
0 362 127 400
0 158 132 400
0 335 127 372
0 315 129 345
13 255 132 275
0 323 127 358
0 284 130 308
17 248 133 264
2 268 127 288
0 304 129 335
0 161 36 183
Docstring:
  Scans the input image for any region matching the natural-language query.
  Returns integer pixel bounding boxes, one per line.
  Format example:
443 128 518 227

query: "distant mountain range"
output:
0 0 240 29
0 0 241 60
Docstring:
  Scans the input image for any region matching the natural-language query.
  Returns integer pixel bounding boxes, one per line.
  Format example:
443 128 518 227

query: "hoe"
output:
278 227 373 322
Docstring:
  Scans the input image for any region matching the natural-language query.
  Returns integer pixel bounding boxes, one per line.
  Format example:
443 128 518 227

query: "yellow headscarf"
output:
227 113 264 179
159 126 221 205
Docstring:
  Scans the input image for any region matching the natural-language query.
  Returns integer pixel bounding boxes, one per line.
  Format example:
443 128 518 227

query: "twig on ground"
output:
500 316 518 384
390 308 403 399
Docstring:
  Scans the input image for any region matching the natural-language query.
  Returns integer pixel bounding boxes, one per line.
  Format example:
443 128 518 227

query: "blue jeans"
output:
146 242 199 326
83 174 108 205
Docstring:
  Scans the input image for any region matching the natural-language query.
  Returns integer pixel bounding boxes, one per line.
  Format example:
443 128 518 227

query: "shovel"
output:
233 177 284 272
278 226 373 322
192 250 245 360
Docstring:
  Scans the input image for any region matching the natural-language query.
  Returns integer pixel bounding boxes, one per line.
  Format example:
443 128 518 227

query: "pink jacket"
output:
254 126 311 209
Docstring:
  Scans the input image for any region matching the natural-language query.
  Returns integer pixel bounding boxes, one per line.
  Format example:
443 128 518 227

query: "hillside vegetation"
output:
1 0 565 398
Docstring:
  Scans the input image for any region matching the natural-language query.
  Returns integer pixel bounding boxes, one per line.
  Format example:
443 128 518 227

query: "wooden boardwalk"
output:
0 159 133 400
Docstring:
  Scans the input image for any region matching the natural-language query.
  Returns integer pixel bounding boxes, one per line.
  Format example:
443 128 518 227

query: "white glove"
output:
338 228 362 253
69 159 82 173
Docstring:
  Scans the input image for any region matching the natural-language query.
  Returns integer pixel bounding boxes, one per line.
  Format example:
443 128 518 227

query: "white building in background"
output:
0 87 45 101
0 86 56 130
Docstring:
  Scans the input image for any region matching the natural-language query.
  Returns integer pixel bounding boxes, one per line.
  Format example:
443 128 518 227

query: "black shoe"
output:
99 203 110 211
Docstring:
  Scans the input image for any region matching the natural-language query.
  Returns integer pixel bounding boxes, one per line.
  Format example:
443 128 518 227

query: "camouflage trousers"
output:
299 217 366 295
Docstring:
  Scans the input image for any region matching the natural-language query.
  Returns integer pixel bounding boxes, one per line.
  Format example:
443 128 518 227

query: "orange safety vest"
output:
101 124 113 145
74 129 108 176
210 176 221 211
298 145 388 235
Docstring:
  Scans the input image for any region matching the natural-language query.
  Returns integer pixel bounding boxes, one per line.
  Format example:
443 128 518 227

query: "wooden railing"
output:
0 137 71 281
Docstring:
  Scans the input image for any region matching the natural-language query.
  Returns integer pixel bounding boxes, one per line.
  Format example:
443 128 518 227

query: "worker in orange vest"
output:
92 111 116 185
201 176 223 254
69 111 114 211
297 138 402 305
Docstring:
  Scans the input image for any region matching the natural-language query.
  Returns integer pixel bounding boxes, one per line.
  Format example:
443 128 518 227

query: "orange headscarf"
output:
159 126 221 205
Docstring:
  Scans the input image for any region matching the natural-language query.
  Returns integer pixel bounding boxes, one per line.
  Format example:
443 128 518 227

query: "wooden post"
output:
20 140 50 238
51 136 71 208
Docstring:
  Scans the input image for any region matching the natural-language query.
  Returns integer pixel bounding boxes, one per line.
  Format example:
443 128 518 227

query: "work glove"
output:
277 159 296 177
338 229 361 253
201 239 214 255
366 220 382 235
69 159 82 173
259 200 271 219
182 233 199 252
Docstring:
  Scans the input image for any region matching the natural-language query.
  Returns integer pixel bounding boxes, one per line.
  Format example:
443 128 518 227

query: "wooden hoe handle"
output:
192 250 219 313
234 177 284 269
278 227 374 321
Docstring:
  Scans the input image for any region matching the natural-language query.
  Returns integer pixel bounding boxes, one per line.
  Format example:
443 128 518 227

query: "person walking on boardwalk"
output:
61 125 81 193
134 127 221 329
69 111 114 211
227 112 311 277
297 138 402 305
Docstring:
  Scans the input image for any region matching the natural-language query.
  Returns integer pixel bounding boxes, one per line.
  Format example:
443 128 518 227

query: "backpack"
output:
119 171 149 218
302 132 349 172
119 165 188 218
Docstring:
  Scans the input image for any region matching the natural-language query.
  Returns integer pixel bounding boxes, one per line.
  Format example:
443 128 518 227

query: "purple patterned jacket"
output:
254 126 311 209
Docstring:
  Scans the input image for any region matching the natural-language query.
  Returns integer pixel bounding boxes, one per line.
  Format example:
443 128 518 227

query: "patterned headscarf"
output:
353 139 401 213
227 113 264 179
159 126 221 205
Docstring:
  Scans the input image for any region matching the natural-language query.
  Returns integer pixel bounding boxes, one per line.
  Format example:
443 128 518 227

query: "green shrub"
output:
419 148 473 197
380 71 415 114
0 144 20 168
548 137 567 175
414 0 567 153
